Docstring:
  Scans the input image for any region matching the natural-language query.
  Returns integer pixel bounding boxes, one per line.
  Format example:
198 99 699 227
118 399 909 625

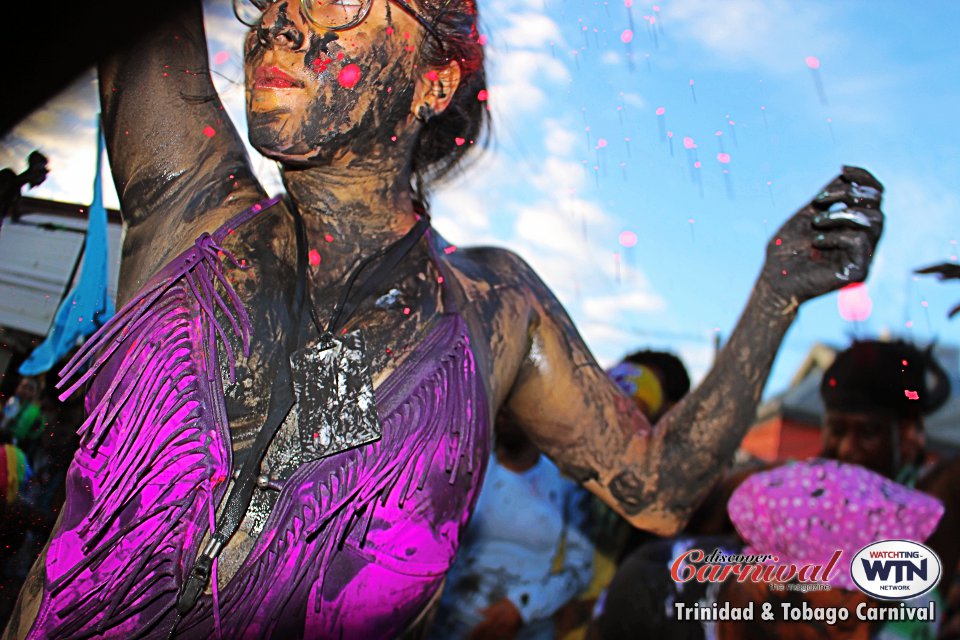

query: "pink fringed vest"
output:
27 199 491 639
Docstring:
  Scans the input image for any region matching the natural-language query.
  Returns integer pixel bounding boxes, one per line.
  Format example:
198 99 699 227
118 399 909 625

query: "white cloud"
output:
621 92 646 109
664 0 838 74
543 120 578 156
496 12 565 49
583 290 666 319
601 51 622 66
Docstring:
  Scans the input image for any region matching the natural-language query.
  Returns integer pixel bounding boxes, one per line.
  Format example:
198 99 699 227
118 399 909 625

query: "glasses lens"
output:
303 0 369 29
233 0 268 25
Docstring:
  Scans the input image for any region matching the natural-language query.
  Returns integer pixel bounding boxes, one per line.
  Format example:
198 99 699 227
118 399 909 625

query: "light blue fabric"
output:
431 455 594 640
20 120 114 376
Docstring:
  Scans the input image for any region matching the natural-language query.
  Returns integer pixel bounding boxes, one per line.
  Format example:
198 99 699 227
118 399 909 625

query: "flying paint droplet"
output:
805 56 821 70
308 249 322 266
904 390 919 401
213 51 230 65
477 89 488 101
655 107 666 116
478 34 488 45
838 282 872 322
619 230 638 247
454 137 466 146
202 126 216 138
624 0 633 6
717 153 731 164
683 137 696 149
337 64 362 89
324 233 334 243
596 138 608 148
425 70 439 81
621 29 634 43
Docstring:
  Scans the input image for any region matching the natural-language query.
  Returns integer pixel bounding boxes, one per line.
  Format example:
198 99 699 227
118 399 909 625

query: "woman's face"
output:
243 0 429 164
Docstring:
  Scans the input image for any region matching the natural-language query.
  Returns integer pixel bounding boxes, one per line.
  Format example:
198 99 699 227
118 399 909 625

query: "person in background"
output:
819 339 950 484
0 378 45 463
720 459 944 640
615 350 692 423
430 415 594 640
819 339 959 639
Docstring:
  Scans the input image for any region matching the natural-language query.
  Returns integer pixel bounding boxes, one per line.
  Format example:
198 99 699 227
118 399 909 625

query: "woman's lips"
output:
253 65 303 89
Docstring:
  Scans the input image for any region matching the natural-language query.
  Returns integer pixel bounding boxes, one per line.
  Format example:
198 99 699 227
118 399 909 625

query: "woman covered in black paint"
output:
4 0 884 637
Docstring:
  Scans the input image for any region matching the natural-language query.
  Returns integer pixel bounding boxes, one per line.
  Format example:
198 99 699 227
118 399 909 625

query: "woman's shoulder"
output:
435 239 541 293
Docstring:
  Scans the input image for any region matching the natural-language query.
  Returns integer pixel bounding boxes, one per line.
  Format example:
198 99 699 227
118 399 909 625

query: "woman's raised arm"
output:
99 0 266 299
503 166 884 536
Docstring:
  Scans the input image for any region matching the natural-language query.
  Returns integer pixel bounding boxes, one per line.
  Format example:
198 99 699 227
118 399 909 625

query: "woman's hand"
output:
760 165 884 309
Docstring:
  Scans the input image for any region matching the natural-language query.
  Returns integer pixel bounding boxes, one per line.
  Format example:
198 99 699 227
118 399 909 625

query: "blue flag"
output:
19 119 115 376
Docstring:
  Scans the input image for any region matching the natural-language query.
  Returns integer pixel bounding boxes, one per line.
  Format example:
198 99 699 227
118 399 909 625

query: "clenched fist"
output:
762 166 884 307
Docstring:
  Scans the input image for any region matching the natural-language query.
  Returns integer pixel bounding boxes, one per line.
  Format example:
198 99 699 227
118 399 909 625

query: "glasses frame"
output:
235 0 448 55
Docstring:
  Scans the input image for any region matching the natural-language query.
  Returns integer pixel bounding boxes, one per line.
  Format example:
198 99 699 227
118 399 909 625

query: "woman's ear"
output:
411 59 462 121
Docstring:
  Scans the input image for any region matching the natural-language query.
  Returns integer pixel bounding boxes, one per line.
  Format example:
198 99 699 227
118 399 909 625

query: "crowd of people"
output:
6 338 958 638
0 371 80 625
0 0 954 637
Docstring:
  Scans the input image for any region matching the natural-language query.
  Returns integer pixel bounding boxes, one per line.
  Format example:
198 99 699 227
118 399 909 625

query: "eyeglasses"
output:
234 0 447 53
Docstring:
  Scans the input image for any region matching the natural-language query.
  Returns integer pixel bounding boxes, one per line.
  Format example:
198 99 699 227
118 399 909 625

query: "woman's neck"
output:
281 158 421 281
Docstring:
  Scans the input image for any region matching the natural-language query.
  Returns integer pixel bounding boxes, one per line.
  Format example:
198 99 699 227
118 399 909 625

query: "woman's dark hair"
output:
410 0 489 202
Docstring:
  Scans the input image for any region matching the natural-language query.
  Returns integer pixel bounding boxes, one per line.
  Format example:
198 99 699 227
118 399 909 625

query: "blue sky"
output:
2 0 959 396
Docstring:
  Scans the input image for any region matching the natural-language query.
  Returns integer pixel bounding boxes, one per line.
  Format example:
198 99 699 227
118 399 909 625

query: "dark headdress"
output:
820 339 951 418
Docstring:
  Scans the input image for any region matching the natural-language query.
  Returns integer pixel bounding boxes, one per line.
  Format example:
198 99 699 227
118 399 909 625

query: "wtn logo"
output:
861 558 928 583
851 541 941 600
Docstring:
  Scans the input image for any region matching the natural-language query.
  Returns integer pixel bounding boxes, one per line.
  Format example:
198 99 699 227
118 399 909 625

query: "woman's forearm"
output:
646 277 796 528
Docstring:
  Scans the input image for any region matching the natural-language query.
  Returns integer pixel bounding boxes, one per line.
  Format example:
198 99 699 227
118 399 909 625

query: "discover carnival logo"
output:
850 540 942 600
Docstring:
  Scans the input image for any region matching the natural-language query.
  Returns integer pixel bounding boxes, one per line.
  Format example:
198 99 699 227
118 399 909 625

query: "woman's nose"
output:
257 0 307 49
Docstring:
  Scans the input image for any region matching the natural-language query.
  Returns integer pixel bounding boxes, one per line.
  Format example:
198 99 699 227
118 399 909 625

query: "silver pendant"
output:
289 329 382 462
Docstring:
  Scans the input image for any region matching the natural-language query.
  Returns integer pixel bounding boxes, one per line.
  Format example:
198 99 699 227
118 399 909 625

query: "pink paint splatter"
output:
202 126 216 138
454 137 466 146
425 70 439 81
324 233 334 243
624 0 633 6
655 106 666 116
619 230 638 247
443 246 457 254
621 29 634 43
478 34 488 45
213 51 229 65
905 390 920 401
717 153 731 164
838 282 872 322
683 136 696 149
596 138 608 148
386 26 394 36
693 161 701 169
805 56 821 70
308 249 321 266
477 89 488 101
337 64 362 89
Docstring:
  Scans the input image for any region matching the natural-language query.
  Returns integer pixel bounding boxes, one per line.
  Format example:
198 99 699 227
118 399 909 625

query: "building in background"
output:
0 196 123 389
